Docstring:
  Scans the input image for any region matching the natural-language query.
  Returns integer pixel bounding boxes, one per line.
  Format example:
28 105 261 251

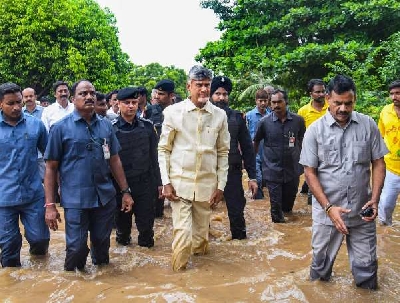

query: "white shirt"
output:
41 101 74 132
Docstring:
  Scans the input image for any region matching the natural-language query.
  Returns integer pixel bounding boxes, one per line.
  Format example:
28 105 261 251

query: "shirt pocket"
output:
322 144 340 165
71 140 88 159
202 126 219 148
352 141 370 164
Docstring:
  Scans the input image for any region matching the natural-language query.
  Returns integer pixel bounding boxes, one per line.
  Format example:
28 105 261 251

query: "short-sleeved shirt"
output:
297 100 328 128
378 103 400 175
299 111 388 227
0 112 48 206
245 107 270 139
44 110 120 208
254 111 306 183
23 105 44 158
23 105 44 120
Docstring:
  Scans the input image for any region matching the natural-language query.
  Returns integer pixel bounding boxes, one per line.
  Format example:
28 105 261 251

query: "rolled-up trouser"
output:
311 222 378 289
0 199 50 267
265 177 299 222
64 198 115 271
224 167 246 239
170 197 210 271
378 170 400 225
115 174 155 247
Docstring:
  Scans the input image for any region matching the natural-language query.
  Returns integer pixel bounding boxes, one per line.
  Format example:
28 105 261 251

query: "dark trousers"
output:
224 166 247 239
154 196 165 218
0 200 50 267
64 199 115 271
265 177 299 223
115 174 155 247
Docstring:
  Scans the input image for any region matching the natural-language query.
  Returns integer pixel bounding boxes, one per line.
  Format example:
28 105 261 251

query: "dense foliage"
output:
129 63 188 100
199 0 400 117
0 0 132 96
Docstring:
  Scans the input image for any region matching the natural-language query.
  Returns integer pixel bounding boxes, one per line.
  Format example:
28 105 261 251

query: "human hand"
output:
248 180 258 198
163 184 179 201
121 193 134 212
328 206 351 235
209 189 224 209
360 200 378 222
45 205 62 231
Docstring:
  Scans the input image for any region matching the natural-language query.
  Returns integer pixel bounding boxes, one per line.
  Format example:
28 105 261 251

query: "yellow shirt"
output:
297 100 328 128
378 104 400 175
158 99 230 201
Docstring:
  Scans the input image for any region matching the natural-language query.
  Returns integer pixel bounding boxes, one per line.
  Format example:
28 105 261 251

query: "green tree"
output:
129 63 188 100
0 0 132 97
199 0 400 110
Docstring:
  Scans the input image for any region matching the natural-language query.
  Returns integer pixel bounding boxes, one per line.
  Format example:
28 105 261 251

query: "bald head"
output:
22 87 37 107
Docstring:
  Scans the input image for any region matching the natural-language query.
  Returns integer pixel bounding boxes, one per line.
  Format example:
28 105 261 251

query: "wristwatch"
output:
120 187 132 195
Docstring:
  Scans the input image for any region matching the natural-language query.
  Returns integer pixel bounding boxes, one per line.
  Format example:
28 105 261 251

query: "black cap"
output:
117 87 140 100
210 76 232 97
154 79 175 92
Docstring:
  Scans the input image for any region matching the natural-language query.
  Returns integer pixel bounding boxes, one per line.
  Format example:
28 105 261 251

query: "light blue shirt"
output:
23 105 44 158
0 112 47 206
44 110 120 208
22 105 44 120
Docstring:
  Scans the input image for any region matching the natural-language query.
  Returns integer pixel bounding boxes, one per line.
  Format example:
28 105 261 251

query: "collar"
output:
271 110 293 122
0 111 25 125
23 105 41 114
185 98 214 113
325 110 359 127
118 115 138 127
308 99 328 112
55 100 72 109
72 109 98 124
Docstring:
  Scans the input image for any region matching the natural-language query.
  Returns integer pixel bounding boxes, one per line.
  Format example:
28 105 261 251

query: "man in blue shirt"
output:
246 88 273 199
22 87 45 180
0 82 50 267
44 80 134 271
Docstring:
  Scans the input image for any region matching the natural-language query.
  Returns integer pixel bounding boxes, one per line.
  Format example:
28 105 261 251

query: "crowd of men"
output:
1 65 399 290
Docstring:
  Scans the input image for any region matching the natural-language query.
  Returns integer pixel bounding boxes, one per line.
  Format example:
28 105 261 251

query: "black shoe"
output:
272 218 286 223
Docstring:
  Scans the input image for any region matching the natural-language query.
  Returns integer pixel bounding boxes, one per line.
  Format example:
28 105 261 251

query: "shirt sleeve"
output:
37 120 48 155
108 123 121 156
299 124 319 168
158 107 176 185
253 118 265 143
44 123 63 161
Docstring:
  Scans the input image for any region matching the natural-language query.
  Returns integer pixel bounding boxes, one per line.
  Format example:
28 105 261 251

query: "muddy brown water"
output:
1 177 400 302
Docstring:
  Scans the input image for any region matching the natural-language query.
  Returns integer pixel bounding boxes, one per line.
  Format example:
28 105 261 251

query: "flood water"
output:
1 177 400 302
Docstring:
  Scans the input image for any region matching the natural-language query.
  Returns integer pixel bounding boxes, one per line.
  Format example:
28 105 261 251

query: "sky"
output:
95 0 222 72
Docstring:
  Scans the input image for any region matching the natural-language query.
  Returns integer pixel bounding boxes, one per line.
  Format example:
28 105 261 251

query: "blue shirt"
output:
246 107 271 159
23 105 44 119
44 110 120 208
0 112 48 206
23 105 44 158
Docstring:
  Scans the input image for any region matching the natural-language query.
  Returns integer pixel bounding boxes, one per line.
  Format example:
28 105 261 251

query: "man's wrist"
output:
120 187 132 195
